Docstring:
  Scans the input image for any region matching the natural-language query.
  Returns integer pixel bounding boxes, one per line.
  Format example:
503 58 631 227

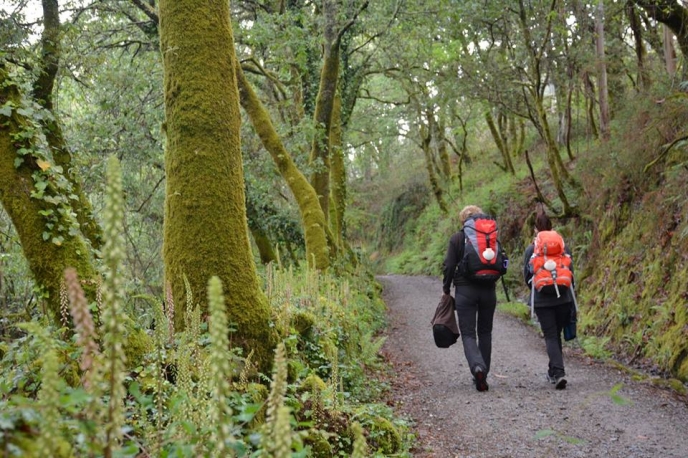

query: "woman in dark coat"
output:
442 205 497 392
523 212 575 390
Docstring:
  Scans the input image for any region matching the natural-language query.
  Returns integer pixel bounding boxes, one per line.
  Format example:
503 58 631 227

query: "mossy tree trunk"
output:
309 0 340 220
158 0 277 370
235 63 332 270
635 0 688 77
420 122 448 214
309 0 367 237
0 67 97 323
329 94 346 248
595 0 611 140
249 226 278 265
485 109 516 175
432 114 453 180
32 0 102 250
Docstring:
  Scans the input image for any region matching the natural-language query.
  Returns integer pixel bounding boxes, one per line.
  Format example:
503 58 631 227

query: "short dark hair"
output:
535 212 552 231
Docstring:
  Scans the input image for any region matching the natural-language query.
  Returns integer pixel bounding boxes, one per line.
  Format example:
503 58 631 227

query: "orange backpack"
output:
529 230 573 297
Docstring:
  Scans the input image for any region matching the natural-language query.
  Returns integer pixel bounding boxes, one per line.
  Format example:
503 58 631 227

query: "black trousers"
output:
454 284 497 375
534 303 573 378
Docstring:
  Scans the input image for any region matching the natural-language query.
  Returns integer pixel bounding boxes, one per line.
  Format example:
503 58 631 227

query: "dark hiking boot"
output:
473 367 489 392
546 373 556 384
554 376 567 390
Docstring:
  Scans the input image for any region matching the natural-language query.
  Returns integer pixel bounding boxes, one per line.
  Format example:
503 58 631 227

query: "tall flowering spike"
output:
37 349 61 457
262 342 288 454
59 280 70 326
350 422 368 458
271 405 293 458
165 282 175 344
65 267 100 389
100 155 128 453
207 276 234 455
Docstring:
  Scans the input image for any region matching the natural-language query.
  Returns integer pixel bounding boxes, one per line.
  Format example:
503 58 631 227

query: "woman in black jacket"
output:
523 212 575 390
442 205 497 392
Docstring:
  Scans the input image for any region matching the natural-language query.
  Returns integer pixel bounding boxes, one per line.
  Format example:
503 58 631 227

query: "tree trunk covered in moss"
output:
158 0 277 370
0 68 97 322
635 0 688 77
329 94 346 247
250 226 278 265
309 1 341 220
235 63 332 270
420 124 448 214
595 0 611 140
485 110 515 174
32 0 102 250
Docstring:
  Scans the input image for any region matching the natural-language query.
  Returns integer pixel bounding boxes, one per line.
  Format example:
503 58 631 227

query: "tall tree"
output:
596 0 611 140
158 0 277 369
0 67 98 322
634 0 688 76
32 0 103 250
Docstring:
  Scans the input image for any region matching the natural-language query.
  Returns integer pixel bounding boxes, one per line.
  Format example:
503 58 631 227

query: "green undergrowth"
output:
0 157 413 457
0 263 413 457
378 84 688 386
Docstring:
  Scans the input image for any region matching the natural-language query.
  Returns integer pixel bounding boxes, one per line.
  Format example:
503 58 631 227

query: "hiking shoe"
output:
546 373 557 384
474 367 489 392
554 376 567 390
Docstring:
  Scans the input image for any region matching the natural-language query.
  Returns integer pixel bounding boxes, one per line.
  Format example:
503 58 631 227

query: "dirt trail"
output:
378 275 688 458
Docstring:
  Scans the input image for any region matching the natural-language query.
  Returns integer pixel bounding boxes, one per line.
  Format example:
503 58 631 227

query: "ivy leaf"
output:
51 236 63 246
42 231 50 241
16 107 34 117
36 159 51 171
0 103 13 117
35 181 48 192
14 157 23 168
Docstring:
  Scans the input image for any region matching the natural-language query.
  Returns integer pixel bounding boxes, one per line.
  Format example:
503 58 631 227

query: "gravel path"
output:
378 275 688 458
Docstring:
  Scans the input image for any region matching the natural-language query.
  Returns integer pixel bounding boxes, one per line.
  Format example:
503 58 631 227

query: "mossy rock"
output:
245 382 268 426
298 373 328 394
123 328 153 369
303 430 333 458
667 378 687 395
355 415 402 455
291 310 316 337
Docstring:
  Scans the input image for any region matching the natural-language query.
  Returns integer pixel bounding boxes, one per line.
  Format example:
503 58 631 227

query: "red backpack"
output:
460 214 507 282
529 230 572 297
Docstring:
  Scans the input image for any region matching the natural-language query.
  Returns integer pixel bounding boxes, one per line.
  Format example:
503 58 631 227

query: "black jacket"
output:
442 230 496 294
523 244 575 308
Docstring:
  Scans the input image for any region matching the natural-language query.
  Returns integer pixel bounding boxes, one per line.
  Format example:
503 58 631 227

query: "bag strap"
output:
529 278 535 321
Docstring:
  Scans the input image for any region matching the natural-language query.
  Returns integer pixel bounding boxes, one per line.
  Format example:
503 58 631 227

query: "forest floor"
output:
377 275 688 458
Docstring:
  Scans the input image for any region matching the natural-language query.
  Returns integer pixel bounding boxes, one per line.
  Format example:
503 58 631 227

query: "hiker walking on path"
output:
442 205 507 392
524 211 576 390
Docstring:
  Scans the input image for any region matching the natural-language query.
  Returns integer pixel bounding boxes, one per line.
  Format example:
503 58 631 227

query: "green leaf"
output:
562 435 585 445
16 107 33 117
14 157 23 168
0 103 13 117
42 231 50 241
534 429 556 440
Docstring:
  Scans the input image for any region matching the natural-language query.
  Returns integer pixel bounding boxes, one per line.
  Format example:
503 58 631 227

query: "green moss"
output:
291 310 316 337
124 328 153 369
357 415 402 455
235 64 331 271
303 430 333 458
159 0 278 372
667 378 687 395
298 373 328 394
